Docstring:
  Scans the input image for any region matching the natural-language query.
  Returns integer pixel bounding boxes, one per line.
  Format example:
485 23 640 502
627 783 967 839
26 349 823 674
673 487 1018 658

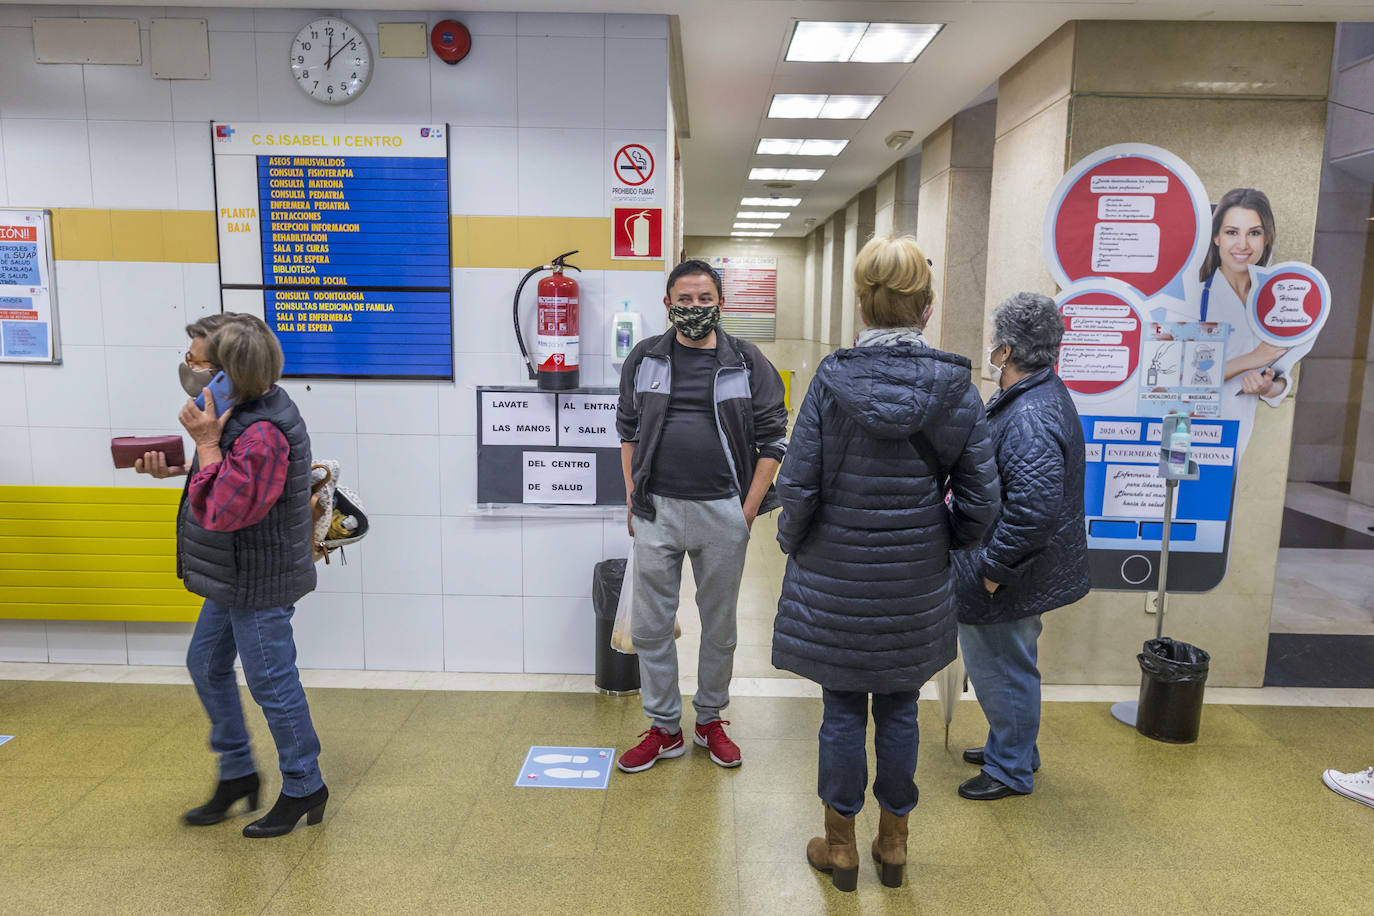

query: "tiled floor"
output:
1270 483 1374 637
0 679 1372 915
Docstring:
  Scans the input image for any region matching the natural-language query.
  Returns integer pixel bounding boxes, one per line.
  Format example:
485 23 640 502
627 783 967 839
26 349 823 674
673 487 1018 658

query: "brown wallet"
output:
110 435 185 470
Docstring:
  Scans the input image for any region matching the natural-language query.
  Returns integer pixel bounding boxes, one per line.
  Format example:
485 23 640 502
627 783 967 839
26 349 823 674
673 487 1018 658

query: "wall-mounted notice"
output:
694 255 777 342
0 210 59 364
212 122 453 380
476 387 626 507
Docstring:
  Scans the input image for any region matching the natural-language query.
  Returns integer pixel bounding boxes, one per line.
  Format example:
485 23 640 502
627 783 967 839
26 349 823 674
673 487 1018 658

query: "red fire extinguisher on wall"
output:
514 250 581 390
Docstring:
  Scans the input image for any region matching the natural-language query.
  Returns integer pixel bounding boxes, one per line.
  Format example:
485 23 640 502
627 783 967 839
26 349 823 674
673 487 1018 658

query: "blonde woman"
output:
772 235 999 890
138 314 325 838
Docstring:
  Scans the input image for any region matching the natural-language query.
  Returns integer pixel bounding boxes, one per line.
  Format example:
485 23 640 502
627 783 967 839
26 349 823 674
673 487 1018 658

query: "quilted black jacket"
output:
952 367 1090 625
771 344 1000 692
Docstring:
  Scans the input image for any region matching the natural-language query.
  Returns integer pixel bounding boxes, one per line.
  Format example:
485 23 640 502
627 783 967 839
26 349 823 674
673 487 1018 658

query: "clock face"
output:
290 18 372 104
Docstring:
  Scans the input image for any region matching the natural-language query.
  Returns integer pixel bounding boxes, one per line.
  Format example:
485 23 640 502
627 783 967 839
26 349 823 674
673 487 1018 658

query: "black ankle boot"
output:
184 773 260 826
242 785 329 839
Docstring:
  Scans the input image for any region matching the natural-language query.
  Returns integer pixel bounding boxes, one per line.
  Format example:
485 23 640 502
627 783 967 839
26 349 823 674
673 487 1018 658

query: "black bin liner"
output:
1135 637 1210 743
592 559 640 695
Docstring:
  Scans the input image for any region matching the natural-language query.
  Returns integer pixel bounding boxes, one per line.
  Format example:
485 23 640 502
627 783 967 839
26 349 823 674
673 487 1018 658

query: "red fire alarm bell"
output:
431 20 472 65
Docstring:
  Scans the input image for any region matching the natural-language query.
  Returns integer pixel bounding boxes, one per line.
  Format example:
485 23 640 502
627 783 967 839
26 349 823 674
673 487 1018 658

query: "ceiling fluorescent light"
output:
732 231 774 237
768 94 825 119
851 23 942 63
786 21 942 64
818 95 882 119
742 197 801 207
749 168 824 181
757 138 848 156
785 21 867 62
737 211 791 220
734 222 783 230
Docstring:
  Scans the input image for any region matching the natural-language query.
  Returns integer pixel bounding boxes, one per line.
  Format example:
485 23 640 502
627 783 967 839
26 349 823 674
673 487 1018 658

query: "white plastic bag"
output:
609 550 680 654
611 552 637 654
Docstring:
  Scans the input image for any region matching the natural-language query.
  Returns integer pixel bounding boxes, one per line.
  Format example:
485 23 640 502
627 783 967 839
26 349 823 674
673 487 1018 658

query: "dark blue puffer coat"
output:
952 368 1090 625
771 344 1000 693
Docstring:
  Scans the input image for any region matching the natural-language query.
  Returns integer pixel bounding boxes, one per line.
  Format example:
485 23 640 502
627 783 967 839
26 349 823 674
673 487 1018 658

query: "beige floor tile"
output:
262 849 445 916
597 781 736 867
450 784 607 862
308 783 478 857
0 680 117 729
737 860 867 916
0 724 171 779
0 776 101 844
727 738 818 796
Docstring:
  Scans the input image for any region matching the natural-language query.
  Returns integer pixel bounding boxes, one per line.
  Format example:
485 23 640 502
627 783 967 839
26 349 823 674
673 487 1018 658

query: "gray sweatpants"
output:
631 495 750 734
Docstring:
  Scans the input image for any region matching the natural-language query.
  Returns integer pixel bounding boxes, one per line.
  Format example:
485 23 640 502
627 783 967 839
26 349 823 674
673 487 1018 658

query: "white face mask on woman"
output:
987 345 1006 385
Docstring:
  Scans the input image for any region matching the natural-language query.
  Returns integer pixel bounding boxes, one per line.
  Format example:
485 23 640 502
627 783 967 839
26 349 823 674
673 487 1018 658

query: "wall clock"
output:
290 17 373 104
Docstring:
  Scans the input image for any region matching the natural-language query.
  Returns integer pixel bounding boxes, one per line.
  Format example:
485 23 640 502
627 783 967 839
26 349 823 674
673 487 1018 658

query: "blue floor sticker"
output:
516 746 615 790
0 736 13 748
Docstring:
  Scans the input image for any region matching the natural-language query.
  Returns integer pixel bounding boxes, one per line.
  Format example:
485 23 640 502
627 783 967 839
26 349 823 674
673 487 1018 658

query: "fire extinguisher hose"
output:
512 250 581 381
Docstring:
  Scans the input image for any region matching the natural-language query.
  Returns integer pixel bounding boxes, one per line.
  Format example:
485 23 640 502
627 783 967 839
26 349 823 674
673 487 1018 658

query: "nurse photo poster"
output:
1044 144 1330 592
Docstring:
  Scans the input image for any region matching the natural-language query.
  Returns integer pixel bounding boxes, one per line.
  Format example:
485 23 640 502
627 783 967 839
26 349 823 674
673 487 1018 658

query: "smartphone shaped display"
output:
1080 415 1238 592
193 371 238 413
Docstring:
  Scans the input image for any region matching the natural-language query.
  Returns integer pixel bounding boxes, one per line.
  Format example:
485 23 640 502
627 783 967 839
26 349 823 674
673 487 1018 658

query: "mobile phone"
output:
1081 415 1236 593
193 371 238 413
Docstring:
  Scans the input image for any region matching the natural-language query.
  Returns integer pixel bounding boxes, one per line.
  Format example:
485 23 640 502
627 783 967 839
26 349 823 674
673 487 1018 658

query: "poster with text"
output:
0 210 59 364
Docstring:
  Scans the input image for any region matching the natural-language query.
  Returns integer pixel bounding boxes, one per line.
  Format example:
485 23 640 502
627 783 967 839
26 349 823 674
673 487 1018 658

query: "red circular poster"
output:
1055 289 1142 396
1254 271 1322 339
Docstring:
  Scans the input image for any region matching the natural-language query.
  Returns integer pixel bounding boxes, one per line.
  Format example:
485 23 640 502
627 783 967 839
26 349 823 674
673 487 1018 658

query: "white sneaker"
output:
1321 766 1374 810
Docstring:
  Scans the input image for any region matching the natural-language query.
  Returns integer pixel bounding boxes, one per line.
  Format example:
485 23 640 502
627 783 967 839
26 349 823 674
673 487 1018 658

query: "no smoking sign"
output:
610 141 660 207
614 144 653 185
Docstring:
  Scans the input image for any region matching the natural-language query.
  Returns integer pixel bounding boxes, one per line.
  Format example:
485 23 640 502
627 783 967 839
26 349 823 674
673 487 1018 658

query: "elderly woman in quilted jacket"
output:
951 292 1089 802
772 235 999 892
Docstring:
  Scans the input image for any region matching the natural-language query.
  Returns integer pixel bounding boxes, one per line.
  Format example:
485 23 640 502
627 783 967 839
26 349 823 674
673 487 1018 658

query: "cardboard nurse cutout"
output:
1043 143 1330 593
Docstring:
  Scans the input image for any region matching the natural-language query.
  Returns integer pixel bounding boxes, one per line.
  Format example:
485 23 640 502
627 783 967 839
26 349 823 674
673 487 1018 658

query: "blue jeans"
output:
958 615 1044 794
818 688 920 818
186 599 324 797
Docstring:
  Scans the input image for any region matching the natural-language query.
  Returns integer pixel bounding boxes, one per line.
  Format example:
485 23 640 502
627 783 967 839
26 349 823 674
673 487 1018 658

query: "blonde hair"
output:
854 235 934 329
205 313 284 402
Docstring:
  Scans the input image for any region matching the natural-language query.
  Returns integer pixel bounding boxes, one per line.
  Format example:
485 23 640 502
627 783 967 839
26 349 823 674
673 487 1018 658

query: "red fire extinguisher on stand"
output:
514 250 581 390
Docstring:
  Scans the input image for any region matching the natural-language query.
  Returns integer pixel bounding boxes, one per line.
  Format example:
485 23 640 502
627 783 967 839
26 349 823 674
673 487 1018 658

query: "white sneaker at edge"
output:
1321 766 1374 810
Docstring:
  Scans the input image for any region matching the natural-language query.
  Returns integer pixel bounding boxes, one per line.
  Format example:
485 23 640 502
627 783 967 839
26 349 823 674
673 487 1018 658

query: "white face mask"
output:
988 346 1005 384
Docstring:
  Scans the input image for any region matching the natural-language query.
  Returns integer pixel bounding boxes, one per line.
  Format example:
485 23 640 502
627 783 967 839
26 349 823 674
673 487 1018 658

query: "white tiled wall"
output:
0 6 670 674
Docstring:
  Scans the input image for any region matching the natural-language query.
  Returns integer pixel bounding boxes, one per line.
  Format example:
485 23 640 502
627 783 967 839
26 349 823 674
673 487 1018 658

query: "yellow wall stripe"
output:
50 209 665 272
0 486 201 622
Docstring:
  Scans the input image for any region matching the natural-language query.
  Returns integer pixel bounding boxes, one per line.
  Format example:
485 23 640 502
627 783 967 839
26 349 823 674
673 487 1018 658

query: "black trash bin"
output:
1135 637 1210 743
592 559 640 696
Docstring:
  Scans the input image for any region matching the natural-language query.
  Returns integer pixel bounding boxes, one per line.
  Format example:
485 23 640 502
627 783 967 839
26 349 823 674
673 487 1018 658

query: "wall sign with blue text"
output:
211 123 453 380
0 210 60 365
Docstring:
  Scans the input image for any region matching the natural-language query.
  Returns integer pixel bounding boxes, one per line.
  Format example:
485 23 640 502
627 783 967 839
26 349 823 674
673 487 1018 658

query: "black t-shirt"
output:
648 340 737 501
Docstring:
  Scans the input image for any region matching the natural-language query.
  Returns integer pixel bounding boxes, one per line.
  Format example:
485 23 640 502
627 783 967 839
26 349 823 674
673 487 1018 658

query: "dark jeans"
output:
959 615 1044 794
186 599 324 797
818 688 920 818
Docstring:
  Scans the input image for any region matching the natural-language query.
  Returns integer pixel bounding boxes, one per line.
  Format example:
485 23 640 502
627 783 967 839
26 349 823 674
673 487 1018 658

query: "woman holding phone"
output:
137 313 326 838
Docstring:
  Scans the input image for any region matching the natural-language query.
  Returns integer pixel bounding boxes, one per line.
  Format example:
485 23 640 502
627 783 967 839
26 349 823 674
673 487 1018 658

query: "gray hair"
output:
991 292 1063 371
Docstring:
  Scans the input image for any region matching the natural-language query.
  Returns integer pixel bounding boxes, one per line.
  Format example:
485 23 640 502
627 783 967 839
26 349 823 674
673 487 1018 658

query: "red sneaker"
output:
694 720 741 768
617 727 686 773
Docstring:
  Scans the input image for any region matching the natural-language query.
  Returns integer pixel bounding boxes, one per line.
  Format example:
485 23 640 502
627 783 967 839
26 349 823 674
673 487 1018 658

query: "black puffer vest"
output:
177 386 317 610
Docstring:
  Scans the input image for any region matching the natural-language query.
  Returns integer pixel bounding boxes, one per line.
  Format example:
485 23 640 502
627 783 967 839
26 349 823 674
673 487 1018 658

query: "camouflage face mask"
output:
668 304 719 341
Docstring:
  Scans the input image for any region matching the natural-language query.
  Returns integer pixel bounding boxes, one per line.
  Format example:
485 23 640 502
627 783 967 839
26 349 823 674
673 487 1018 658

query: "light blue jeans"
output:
186 599 324 797
958 615 1044 794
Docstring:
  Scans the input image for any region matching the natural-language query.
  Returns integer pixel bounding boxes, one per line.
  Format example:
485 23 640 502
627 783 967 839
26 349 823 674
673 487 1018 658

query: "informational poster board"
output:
1045 143 1330 592
212 122 453 380
476 386 626 507
693 255 776 342
0 209 60 364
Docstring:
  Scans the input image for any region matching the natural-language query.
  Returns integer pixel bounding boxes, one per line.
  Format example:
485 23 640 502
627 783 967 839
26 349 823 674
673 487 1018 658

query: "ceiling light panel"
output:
749 168 825 181
768 94 826 119
734 222 783 229
818 95 883 119
732 231 774 237
756 138 848 156
742 197 801 207
786 21 942 64
851 23 942 63
785 21 868 62
737 211 791 220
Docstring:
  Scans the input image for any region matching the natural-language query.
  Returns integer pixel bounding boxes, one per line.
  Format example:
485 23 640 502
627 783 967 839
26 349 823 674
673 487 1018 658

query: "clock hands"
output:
325 37 358 71
325 33 332 70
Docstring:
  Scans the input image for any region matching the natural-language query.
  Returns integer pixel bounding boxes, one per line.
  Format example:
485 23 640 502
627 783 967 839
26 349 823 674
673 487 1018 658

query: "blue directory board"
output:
213 124 453 380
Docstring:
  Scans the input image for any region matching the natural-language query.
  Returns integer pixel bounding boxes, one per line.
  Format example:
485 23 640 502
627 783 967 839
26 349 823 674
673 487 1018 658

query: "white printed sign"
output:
1060 346 1132 383
1063 331 1124 345
1089 175 1169 194
0 209 59 364
1097 196 1156 220
558 394 620 448
523 452 596 504
1063 303 1132 317
1103 464 1176 518
482 391 557 446
1104 444 1159 463
1264 279 1314 328
1071 317 1138 331
1092 223 1161 274
1093 420 1142 441
1146 423 1223 444
1085 443 1104 462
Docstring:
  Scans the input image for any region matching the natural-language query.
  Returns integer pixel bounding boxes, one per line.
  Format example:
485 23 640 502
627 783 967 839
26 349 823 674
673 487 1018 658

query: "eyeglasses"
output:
184 351 216 369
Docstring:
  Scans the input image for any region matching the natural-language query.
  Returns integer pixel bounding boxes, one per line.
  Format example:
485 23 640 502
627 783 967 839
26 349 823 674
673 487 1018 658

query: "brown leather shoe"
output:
871 806 909 888
806 804 859 892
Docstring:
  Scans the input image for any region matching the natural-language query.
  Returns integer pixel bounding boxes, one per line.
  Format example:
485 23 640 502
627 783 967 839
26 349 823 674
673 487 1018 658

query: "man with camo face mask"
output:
614 260 788 775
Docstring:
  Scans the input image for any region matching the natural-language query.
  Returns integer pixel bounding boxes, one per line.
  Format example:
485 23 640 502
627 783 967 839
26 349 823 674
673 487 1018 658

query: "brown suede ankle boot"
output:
871 806 909 888
806 804 860 892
